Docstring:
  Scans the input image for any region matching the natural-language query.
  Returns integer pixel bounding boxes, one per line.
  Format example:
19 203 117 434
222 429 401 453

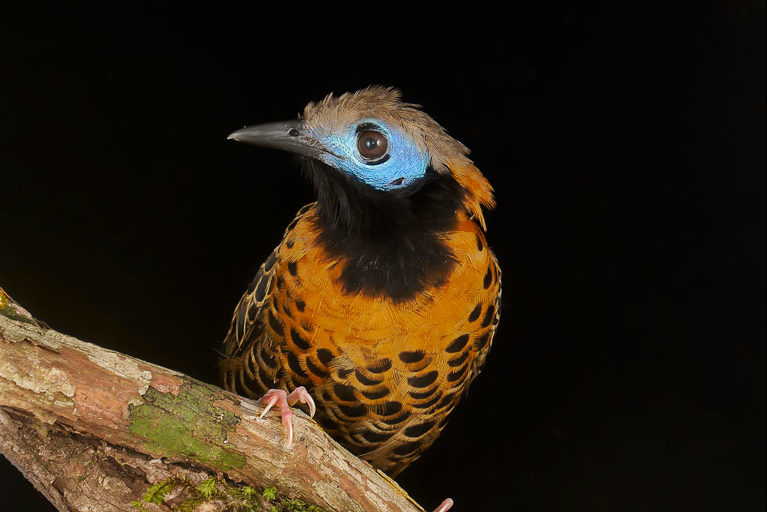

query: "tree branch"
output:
0 287 425 512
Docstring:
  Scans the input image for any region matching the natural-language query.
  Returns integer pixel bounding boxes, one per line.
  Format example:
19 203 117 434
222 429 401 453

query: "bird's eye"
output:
356 130 389 161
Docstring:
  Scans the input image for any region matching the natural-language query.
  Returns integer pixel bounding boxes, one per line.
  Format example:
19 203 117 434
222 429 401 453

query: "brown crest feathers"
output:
301 85 495 229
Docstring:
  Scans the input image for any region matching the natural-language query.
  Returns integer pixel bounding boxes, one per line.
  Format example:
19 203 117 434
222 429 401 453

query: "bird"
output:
219 87 501 494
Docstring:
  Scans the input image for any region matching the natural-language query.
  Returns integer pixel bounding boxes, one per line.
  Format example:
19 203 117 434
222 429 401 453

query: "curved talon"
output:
290 385 317 417
432 498 454 512
258 391 283 418
256 387 315 449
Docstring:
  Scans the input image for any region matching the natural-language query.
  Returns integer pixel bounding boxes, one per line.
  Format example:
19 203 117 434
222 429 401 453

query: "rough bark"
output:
0 288 425 512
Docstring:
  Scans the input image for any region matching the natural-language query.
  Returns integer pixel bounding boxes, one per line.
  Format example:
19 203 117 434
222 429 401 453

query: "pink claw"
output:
257 386 316 449
432 498 454 512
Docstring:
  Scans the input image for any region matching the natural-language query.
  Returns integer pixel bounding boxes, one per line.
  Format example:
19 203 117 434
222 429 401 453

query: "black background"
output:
1 2 764 511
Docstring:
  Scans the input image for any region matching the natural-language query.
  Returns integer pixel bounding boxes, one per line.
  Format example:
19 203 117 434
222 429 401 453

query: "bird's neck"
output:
304 161 465 302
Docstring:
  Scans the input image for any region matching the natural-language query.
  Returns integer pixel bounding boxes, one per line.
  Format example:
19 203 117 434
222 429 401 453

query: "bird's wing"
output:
219 202 318 399
219 245 283 398
224 248 277 355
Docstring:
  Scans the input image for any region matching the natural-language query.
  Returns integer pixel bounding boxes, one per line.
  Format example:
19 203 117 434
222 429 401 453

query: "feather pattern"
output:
220 202 501 476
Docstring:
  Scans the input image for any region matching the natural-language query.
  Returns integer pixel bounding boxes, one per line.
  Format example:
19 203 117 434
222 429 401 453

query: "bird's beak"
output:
227 120 327 159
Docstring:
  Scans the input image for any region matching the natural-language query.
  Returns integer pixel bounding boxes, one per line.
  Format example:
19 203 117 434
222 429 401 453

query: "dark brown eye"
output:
356 130 389 160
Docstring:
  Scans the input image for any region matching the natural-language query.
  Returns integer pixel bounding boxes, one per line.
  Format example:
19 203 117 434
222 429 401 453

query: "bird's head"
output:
228 86 494 228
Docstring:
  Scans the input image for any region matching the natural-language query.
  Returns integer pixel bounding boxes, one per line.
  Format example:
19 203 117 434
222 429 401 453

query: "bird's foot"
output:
432 498 454 512
257 386 316 448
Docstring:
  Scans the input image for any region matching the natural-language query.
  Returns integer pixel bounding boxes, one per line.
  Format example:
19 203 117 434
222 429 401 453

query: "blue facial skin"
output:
311 118 429 191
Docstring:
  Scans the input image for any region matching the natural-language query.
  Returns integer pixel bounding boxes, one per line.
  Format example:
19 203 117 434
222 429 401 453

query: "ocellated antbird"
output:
220 87 500 511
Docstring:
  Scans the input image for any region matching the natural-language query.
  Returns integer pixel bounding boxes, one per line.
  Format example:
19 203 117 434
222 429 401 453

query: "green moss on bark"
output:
0 293 36 324
128 382 246 471
131 477 327 512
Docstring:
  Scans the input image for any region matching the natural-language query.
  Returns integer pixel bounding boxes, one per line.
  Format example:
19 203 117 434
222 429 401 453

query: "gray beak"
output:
227 120 326 159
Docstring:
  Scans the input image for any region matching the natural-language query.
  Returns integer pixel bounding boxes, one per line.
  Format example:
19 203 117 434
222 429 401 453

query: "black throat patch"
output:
302 160 465 302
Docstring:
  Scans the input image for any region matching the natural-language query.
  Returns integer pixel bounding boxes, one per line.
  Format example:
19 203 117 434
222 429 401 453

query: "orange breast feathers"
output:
265 204 501 398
